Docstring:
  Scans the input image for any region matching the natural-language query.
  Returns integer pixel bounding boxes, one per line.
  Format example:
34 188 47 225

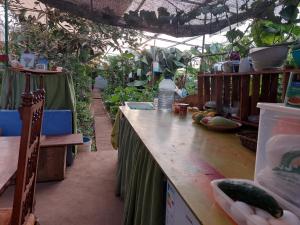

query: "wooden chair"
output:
0 74 45 225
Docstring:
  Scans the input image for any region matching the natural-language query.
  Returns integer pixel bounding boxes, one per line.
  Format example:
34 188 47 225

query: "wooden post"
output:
282 72 290 101
204 76 211 102
251 74 260 115
198 74 204 109
269 73 278 102
240 75 250 121
223 76 230 107
261 74 271 102
215 76 223 114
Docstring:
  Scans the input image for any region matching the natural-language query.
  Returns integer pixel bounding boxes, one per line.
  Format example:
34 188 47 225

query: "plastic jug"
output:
158 77 176 111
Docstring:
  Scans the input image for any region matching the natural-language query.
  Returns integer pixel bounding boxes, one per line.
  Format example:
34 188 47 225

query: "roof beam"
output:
139 33 159 46
167 35 203 48
140 34 203 48
141 35 202 47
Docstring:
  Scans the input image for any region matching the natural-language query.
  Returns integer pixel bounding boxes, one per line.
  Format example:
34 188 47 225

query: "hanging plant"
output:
251 19 300 47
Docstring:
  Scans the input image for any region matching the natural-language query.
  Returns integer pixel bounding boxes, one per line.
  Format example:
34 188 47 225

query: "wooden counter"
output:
120 107 256 225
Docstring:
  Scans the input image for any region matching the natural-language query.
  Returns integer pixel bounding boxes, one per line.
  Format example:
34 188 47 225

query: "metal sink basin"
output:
125 102 154 110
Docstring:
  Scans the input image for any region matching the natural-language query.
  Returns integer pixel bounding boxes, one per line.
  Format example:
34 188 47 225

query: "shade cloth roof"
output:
39 0 282 37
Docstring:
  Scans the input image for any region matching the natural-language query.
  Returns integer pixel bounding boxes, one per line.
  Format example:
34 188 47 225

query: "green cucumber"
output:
217 180 283 218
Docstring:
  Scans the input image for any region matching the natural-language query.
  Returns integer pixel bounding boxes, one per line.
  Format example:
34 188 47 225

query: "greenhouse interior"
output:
0 0 300 225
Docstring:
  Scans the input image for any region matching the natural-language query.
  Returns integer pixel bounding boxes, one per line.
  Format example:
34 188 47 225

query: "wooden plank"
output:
204 77 210 102
232 76 240 104
198 75 204 109
38 146 67 182
250 74 260 115
240 75 250 121
269 74 278 103
211 77 216 101
9 67 63 75
223 76 230 107
215 76 223 114
120 107 255 225
282 72 290 102
40 134 83 147
261 74 271 102
200 68 300 77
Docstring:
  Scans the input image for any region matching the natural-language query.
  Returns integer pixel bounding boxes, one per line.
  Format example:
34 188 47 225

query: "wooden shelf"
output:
231 116 258 128
199 68 300 77
9 67 63 75
197 68 293 127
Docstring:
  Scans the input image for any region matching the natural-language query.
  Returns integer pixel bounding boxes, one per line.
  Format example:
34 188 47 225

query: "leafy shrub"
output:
103 86 157 119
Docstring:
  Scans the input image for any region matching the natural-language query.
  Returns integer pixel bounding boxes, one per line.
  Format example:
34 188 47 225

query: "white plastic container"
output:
210 103 300 225
211 179 300 225
255 103 300 215
158 78 176 111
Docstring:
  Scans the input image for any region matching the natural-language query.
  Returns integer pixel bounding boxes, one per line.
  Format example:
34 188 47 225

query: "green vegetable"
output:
218 180 283 218
194 113 205 123
208 116 238 128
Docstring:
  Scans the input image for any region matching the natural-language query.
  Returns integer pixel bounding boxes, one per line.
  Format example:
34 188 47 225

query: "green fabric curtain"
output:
116 116 165 225
0 69 77 131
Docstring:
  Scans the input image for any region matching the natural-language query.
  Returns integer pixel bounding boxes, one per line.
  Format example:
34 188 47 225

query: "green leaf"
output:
174 60 186 67
226 29 244 43
209 43 223 54
122 52 134 59
109 95 120 103
141 55 148 64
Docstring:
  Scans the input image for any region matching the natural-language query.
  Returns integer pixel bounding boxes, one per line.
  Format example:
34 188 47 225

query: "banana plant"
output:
156 47 189 77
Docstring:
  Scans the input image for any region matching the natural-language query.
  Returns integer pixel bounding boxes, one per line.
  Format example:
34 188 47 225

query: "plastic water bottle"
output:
158 77 176 111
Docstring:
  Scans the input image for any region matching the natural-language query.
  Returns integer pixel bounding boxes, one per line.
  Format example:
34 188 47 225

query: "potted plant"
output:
249 20 292 71
225 28 252 73
248 1 300 71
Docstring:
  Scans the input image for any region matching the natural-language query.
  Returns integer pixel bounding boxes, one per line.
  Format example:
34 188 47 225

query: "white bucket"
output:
78 136 92 152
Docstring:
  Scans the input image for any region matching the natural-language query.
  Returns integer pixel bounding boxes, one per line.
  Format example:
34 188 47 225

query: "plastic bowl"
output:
292 49 300 67
249 46 289 71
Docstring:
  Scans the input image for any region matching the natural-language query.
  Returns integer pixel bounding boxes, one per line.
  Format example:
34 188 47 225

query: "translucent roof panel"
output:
39 0 282 37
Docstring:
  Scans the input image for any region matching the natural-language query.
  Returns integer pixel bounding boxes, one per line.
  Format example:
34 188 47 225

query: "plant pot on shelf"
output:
78 136 92 152
239 57 253 73
249 46 289 71
221 61 233 73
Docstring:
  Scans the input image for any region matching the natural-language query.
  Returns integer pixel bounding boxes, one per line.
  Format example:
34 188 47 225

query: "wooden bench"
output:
38 134 83 182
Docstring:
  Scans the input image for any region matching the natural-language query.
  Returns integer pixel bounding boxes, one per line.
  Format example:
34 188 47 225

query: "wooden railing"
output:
197 68 300 126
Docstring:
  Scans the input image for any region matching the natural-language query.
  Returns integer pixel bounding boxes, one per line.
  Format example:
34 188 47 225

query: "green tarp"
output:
0 69 77 130
116 116 165 225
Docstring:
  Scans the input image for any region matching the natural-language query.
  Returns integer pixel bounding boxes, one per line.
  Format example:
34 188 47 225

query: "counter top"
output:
120 107 256 225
